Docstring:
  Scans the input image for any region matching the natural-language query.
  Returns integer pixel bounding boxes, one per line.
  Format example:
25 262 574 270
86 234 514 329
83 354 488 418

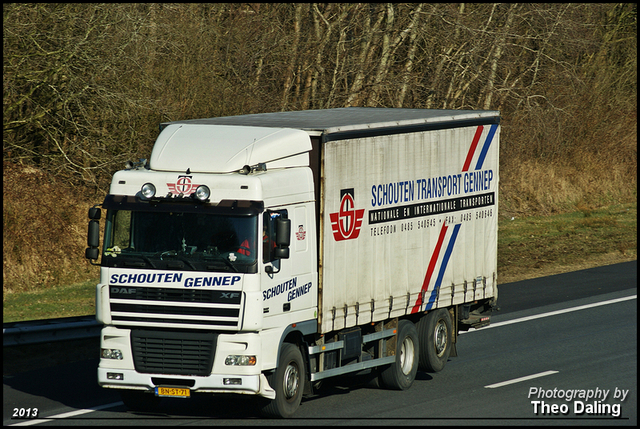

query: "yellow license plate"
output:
155 386 190 398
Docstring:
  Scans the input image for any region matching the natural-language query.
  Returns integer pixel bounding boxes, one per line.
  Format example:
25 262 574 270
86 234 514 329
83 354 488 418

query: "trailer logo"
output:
329 188 365 241
167 175 200 195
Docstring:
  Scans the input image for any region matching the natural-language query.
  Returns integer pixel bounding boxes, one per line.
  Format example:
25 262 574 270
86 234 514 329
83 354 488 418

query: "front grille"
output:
110 287 241 304
109 286 242 330
131 330 217 376
111 303 239 318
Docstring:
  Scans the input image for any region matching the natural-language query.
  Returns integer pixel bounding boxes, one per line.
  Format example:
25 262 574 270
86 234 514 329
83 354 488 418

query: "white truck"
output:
86 107 500 417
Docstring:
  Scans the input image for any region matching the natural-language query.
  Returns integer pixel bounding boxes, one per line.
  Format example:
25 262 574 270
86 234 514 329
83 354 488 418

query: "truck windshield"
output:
102 205 259 274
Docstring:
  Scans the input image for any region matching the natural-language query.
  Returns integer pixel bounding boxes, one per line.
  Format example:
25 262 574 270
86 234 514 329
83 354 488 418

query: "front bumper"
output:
98 367 275 399
98 326 275 399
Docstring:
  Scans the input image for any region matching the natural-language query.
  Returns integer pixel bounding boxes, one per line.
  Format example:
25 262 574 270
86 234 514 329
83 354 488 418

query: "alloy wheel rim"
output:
400 336 415 375
434 320 447 357
283 362 299 399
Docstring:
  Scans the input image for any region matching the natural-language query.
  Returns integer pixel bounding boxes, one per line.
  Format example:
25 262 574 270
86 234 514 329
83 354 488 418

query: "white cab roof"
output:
150 124 312 173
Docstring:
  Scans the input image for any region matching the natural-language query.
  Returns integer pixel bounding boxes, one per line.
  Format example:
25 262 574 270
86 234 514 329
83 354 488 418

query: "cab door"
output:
261 205 317 327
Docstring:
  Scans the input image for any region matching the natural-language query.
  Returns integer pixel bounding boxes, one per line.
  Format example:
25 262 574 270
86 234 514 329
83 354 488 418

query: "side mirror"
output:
85 246 99 260
88 207 101 220
86 206 101 263
274 217 290 260
87 220 100 248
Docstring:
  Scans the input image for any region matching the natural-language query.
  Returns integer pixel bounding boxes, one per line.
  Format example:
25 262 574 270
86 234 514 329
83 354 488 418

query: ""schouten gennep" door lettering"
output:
263 277 313 302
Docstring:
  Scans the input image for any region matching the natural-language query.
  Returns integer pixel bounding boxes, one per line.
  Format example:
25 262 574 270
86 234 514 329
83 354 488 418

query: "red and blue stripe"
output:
462 123 498 172
411 124 496 313
411 222 461 313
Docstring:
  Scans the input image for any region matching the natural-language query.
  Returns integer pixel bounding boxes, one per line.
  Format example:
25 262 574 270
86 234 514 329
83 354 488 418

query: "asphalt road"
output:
3 261 636 426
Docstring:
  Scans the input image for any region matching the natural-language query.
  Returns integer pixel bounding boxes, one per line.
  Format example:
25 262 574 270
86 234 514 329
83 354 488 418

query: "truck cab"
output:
88 123 319 414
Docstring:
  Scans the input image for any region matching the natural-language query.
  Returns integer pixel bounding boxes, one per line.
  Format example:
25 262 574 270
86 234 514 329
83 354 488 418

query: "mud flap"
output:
449 342 457 357
258 373 276 399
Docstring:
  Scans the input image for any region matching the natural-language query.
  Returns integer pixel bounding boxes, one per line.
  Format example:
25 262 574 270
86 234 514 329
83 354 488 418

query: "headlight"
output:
225 355 256 366
193 185 210 201
141 183 156 199
101 348 123 360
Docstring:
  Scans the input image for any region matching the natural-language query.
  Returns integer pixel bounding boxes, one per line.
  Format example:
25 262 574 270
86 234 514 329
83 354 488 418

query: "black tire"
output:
417 308 453 373
120 390 161 412
260 343 305 418
378 319 419 390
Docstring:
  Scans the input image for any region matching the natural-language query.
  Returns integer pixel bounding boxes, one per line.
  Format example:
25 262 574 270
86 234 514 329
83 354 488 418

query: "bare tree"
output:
3 3 636 189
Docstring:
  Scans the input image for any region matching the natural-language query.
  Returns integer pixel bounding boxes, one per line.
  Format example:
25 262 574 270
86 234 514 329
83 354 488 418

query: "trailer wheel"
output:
417 308 452 372
120 390 161 412
379 319 419 390
260 343 305 418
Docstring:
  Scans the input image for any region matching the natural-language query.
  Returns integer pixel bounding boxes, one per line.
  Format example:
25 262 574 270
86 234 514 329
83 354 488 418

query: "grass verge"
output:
3 279 96 323
498 202 636 283
3 202 636 323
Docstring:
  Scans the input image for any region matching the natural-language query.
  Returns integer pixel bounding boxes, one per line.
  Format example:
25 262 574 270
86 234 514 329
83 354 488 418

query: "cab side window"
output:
263 210 287 263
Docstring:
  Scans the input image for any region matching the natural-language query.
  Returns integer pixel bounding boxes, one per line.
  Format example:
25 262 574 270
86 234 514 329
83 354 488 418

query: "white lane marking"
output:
476 295 634 391
8 402 123 426
462 294 637 334
485 370 559 388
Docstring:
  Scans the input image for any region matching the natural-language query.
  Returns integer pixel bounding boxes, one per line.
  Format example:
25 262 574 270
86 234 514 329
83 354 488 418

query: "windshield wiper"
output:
204 255 239 273
140 254 158 269
174 256 197 270
120 253 158 269
158 251 198 270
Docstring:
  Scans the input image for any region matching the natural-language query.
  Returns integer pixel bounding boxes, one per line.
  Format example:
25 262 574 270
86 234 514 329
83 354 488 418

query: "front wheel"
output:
260 343 305 418
379 319 419 390
417 308 453 372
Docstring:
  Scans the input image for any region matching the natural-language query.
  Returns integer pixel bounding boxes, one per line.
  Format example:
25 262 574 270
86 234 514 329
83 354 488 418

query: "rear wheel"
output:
260 343 305 418
417 308 453 372
379 319 419 390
